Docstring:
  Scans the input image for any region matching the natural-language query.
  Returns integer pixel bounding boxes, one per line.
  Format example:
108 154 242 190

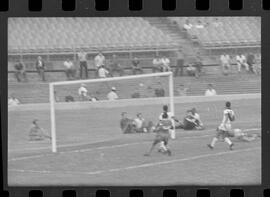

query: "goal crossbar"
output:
49 72 174 152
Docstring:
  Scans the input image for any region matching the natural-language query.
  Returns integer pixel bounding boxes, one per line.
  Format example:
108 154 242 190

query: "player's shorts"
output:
153 131 170 146
216 126 231 139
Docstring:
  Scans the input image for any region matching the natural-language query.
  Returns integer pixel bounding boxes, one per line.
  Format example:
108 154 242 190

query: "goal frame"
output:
49 72 174 152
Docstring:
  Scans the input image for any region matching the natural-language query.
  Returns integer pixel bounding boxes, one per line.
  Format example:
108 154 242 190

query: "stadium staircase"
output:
143 17 201 57
8 74 261 104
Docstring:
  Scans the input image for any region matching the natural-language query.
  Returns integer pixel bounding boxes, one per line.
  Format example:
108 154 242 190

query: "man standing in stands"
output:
247 53 255 73
161 56 171 72
205 84 217 96
109 54 124 77
220 54 230 75
63 58 76 80
94 51 106 77
14 59 27 82
175 49 184 76
78 50 88 79
152 55 162 73
131 57 143 75
36 56 46 81
98 65 110 78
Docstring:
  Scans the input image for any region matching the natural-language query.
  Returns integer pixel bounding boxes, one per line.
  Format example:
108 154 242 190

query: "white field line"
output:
8 146 260 176
8 128 261 162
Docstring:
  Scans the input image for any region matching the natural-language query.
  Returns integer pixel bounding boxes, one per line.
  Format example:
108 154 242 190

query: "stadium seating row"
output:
170 17 260 48
8 17 177 52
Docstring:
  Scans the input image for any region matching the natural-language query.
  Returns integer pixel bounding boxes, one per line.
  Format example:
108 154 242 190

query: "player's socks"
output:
210 137 218 147
224 137 232 145
229 143 234 150
167 149 172 156
207 144 213 149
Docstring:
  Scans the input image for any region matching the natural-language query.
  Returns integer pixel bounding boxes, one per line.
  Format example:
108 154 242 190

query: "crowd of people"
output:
12 49 260 84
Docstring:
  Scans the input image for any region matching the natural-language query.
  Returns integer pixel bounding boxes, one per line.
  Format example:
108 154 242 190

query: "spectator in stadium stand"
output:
161 56 171 72
35 56 46 81
183 19 193 30
152 55 163 73
107 87 119 100
220 54 231 75
94 51 106 77
63 58 76 80
14 59 27 82
8 94 20 106
194 52 203 77
177 84 188 96
195 20 204 28
186 63 197 77
236 54 242 73
247 53 255 73
212 18 222 27
175 49 184 76
204 84 217 96
98 65 110 78
77 50 88 79
131 57 143 75
109 54 124 77
78 83 89 101
54 91 60 102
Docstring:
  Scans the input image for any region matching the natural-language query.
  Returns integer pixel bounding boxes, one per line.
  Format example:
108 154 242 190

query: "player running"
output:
144 112 173 156
29 119 51 141
207 101 235 150
159 105 176 139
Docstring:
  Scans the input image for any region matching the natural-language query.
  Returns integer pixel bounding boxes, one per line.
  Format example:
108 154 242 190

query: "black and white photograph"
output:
7 17 261 186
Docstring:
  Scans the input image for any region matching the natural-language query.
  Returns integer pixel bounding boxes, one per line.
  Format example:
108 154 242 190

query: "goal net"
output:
49 72 174 152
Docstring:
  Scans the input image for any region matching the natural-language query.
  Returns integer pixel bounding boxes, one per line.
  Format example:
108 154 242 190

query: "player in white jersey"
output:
207 101 235 150
159 105 176 139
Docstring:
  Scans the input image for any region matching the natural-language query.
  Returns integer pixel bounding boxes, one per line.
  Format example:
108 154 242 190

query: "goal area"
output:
49 72 174 152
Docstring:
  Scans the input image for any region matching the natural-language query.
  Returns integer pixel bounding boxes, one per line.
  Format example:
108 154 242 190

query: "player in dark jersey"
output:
144 112 172 156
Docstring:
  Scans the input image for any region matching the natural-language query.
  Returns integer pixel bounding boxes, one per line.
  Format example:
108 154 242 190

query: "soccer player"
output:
144 112 172 156
29 119 51 141
207 101 235 150
229 129 260 142
159 105 176 139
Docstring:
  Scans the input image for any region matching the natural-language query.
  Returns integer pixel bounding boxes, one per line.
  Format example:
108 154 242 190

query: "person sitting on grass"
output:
120 112 136 134
133 113 154 133
176 110 204 130
29 119 51 141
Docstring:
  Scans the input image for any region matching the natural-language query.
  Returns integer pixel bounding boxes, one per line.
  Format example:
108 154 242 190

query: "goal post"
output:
49 72 174 153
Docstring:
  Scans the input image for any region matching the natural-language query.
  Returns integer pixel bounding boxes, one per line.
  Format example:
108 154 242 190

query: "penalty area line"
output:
9 146 260 176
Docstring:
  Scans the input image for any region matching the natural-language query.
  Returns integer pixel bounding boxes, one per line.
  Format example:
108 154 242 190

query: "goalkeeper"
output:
29 119 51 141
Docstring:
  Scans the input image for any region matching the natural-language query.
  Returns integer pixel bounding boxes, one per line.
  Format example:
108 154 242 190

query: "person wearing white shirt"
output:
195 21 204 28
78 83 88 101
152 55 162 73
107 87 119 100
77 50 88 79
205 84 217 96
63 58 76 80
240 54 249 71
161 56 171 72
94 52 105 68
98 65 109 78
220 54 230 75
183 19 193 30
8 95 20 106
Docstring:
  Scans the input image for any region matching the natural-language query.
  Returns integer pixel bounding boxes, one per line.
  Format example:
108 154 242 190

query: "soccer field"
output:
8 95 261 186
